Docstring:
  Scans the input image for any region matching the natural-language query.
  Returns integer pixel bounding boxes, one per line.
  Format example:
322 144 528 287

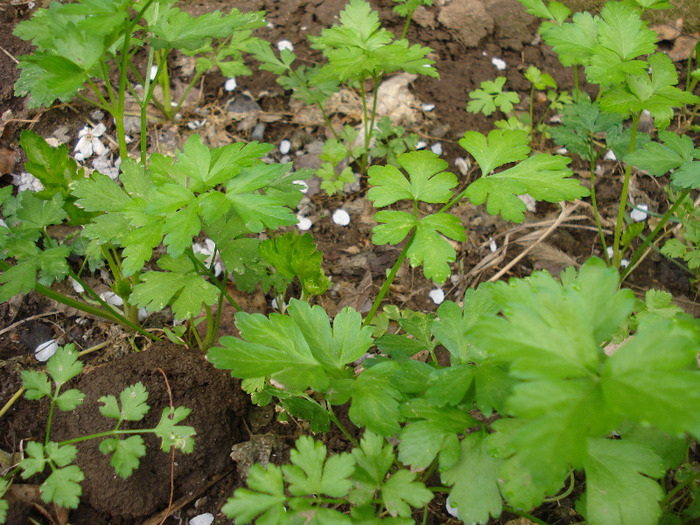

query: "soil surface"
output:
1 0 699 523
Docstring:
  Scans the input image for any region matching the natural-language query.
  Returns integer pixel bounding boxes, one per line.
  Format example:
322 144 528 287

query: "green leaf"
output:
540 12 599 67
55 388 85 411
367 150 456 207
350 363 403 436
20 441 47 478
153 406 196 453
283 436 354 497
0 259 38 302
381 470 432 518
578 438 664 525
40 465 84 509
371 210 417 245
432 284 499 363
409 213 465 283
459 129 530 176
99 435 146 479
465 154 587 223
259 232 330 296
352 431 394 488
22 370 51 400
130 258 220 320
45 442 77 467
46 344 83 386
99 382 149 422
222 463 287 523
15 192 66 230
601 53 699 129
441 432 503 525
602 319 700 437
625 130 700 189
71 170 130 213
398 400 474 470
467 77 520 116
525 65 556 90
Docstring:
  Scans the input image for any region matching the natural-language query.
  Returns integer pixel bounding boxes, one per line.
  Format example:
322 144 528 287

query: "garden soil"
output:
0 0 699 523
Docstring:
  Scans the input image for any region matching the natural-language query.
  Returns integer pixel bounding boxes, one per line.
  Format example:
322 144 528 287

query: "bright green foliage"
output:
225 432 430 524
467 258 700 514
0 192 71 301
98 382 149 422
40 465 85 509
461 129 588 222
549 96 623 161
98 436 147 479
626 130 700 189
578 439 665 525
442 432 503 524
259 231 330 297
208 299 374 392
369 117 419 168
47 343 83 385
368 151 456 206
524 65 556 91
19 130 89 224
540 11 599 67
467 77 520 116
153 407 196 453
392 0 434 17
600 53 700 129
519 0 571 22
308 0 437 83
0 479 8 523
368 150 464 283
316 135 357 195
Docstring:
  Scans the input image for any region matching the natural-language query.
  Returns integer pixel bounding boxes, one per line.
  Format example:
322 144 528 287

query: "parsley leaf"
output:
222 463 287 523
47 344 83 386
381 470 432 518
40 465 84 509
626 130 700 189
98 436 147 479
283 436 354 497
467 77 520 116
98 382 150 422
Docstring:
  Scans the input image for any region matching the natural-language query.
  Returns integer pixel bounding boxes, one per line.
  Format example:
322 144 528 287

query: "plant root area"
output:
0 0 699 523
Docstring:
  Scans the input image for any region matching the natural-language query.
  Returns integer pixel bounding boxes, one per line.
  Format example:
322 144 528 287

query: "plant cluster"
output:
0 0 699 523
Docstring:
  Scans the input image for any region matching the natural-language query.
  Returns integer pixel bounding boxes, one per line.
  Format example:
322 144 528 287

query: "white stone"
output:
430 142 443 156
630 204 648 222
332 209 350 226
279 139 291 154
224 77 237 92
491 57 507 70
35 339 58 362
277 40 294 52
189 513 215 525
429 288 445 305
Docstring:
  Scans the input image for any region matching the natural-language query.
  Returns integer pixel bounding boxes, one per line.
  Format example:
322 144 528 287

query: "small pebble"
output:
224 78 237 92
189 513 214 525
279 139 291 154
429 288 445 305
491 57 507 70
332 209 350 226
454 157 470 176
430 142 443 156
296 215 313 231
138 308 149 322
251 123 266 141
90 109 105 121
415 140 427 150
279 155 291 164
277 40 294 52
35 339 58 362
630 204 648 222
489 238 498 253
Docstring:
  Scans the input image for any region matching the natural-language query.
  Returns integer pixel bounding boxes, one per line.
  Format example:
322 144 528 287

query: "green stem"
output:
612 111 641 268
660 471 700 508
203 292 225 352
359 75 370 168
201 303 214 352
543 471 575 502
325 402 360 448
588 156 609 263
621 188 692 281
529 85 535 132
363 235 414 327
573 66 580 101
185 247 242 311
45 386 61 446
58 427 158 446
400 10 414 40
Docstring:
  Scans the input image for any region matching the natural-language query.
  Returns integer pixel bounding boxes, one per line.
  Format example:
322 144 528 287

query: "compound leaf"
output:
460 129 530 176
222 463 286 523
381 470 432 518
99 435 146 479
284 436 354 497
40 465 84 509
47 344 83 386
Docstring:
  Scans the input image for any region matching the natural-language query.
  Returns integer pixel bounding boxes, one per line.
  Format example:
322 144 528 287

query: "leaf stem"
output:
612 111 640 268
588 157 609 263
363 235 414 327
57 427 157 446
621 188 692 282
325 402 360 448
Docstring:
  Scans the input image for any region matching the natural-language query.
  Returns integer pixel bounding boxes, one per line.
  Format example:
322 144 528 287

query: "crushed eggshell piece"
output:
332 209 350 226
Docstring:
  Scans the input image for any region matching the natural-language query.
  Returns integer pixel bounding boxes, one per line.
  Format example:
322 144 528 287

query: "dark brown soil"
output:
0 0 698 523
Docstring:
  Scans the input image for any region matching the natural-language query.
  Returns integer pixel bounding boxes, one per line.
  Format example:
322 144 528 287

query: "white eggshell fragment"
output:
489 238 498 253
415 140 427 150
100 291 124 307
445 495 460 519
603 149 617 161
224 78 237 92
429 288 445 305
491 57 507 70
332 209 350 226
430 142 443 155
630 204 648 222
35 339 58 362
297 215 313 231
421 103 435 111
277 40 294 52
189 514 215 525
279 139 291 154
455 157 470 176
